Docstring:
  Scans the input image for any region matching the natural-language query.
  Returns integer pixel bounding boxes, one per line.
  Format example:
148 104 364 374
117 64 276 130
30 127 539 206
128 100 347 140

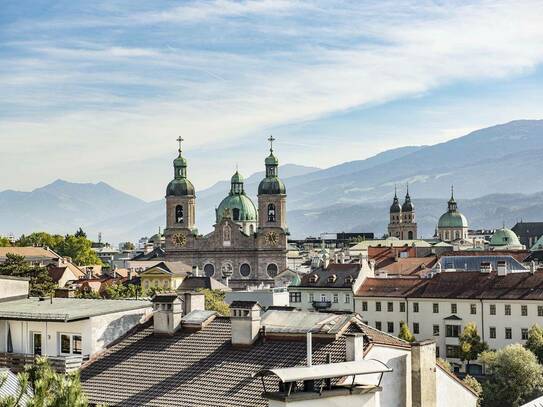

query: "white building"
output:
355 270 543 374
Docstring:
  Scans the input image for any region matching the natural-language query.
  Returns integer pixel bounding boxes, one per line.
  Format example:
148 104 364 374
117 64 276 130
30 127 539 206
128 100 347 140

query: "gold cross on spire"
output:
268 135 275 152
177 136 184 153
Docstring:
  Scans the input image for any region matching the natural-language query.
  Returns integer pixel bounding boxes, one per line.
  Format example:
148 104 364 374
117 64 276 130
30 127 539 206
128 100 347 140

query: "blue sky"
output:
2 0 543 200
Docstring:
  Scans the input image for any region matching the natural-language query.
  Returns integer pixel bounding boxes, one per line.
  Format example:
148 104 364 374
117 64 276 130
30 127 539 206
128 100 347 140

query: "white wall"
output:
0 278 28 300
436 366 477 407
289 288 354 312
268 392 378 407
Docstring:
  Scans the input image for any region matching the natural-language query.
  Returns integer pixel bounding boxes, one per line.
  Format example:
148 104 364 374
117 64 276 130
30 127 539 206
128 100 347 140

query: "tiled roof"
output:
357 271 543 300
81 313 408 407
0 247 59 260
298 263 361 288
142 261 192 276
178 276 231 291
375 257 437 277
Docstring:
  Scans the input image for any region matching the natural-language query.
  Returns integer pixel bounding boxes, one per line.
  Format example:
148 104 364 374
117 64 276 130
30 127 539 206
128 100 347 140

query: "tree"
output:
198 289 230 315
437 357 453 372
57 235 102 266
120 241 135 251
480 344 543 407
16 232 64 250
0 253 56 297
459 322 488 371
0 237 11 247
0 357 89 406
463 375 483 407
74 228 87 239
525 324 543 364
398 321 415 342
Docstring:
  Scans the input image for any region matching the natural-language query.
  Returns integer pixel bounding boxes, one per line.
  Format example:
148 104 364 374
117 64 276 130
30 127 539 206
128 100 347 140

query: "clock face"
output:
172 233 187 247
265 232 279 246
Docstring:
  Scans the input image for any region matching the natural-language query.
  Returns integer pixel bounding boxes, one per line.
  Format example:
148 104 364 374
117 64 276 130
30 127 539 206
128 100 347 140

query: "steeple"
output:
166 136 195 197
448 185 457 212
173 136 188 179
390 185 401 213
230 170 245 195
402 183 414 212
259 135 286 195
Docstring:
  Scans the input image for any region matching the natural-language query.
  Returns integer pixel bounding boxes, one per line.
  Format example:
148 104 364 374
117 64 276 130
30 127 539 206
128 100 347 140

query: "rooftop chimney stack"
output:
345 333 365 361
230 301 262 346
152 293 183 335
183 292 205 314
411 340 437 407
497 260 507 276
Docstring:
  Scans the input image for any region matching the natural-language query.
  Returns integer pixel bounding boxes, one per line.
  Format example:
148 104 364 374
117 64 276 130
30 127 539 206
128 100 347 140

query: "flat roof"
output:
253 359 391 382
0 297 151 322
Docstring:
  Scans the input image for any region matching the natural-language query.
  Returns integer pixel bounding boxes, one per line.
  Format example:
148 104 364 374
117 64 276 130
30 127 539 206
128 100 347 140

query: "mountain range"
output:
1 120 543 243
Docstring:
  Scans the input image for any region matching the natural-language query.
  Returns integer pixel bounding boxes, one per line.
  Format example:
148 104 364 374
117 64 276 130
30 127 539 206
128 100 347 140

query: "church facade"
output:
163 137 288 289
387 186 417 240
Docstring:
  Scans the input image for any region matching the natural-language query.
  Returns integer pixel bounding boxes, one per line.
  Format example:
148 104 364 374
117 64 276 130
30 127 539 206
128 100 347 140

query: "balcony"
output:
312 300 332 310
0 352 84 373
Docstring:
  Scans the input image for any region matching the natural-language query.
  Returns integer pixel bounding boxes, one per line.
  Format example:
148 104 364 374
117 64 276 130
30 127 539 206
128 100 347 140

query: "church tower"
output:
388 186 402 239
164 137 196 251
401 185 417 239
257 136 287 231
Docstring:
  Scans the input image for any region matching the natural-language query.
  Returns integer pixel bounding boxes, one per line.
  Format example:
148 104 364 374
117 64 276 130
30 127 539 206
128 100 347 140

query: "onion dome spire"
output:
258 135 286 195
390 185 401 213
402 183 414 212
166 136 195 197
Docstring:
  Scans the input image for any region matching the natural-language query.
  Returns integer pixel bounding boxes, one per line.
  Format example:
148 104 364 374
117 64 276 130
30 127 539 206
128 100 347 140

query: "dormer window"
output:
308 274 319 283
345 276 354 285
327 274 337 283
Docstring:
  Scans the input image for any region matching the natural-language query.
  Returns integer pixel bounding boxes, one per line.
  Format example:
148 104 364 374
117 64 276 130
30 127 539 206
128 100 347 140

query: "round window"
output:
240 263 251 277
204 263 215 277
266 263 278 278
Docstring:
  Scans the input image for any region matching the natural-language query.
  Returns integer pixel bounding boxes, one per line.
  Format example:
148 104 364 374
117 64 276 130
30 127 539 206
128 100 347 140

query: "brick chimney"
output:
230 301 262 346
411 340 437 407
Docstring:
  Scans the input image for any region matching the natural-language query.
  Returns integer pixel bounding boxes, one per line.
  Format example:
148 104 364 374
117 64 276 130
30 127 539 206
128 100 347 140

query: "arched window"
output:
408 231 414 240
267 263 278 278
233 208 240 221
240 263 251 277
204 264 215 277
268 203 276 222
175 205 184 224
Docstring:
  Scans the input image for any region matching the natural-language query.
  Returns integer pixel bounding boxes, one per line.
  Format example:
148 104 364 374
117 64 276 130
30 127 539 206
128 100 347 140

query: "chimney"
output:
230 301 262 346
183 292 205 314
306 332 312 366
192 265 200 277
127 269 133 280
411 340 437 407
531 261 536 274
497 260 507 276
345 333 365 361
151 293 183 335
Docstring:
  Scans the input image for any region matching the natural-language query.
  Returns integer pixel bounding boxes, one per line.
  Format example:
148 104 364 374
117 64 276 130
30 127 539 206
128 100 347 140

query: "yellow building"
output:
140 261 192 293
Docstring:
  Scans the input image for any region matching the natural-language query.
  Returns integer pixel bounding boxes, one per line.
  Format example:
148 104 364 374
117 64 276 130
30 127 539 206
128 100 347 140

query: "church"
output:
387 186 418 239
163 136 288 289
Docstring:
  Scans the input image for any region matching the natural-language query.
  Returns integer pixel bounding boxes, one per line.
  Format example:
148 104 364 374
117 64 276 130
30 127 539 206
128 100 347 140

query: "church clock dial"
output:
172 233 187 247
265 231 279 246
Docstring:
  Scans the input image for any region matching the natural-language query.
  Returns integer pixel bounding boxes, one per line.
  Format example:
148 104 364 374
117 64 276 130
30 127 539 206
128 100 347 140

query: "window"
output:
505 304 511 316
203 263 215 277
451 303 457 314
522 328 529 340
376 301 382 312
266 263 278 278
331 293 338 303
375 321 382 331
539 306 543 317
433 325 440 336
489 327 496 339
267 204 276 222
345 293 351 304
387 302 394 312
413 302 419 313
413 322 420 334
433 303 439 314
239 263 251 277
362 301 368 312
387 322 394 333
446 325 460 338
232 208 240 221
521 305 528 316
32 332 42 355
446 345 460 358
436 346 440 358
309 293 314 303
60 334 82 355
175 205 184 224
400 302 405 313
490 304 496 315
289 292 301 303
505 328 512 339
321 294 327 302
470 304 477 315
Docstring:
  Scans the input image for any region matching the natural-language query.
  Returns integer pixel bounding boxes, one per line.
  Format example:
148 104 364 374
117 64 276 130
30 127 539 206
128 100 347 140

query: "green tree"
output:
480 344 543 407
16 232 64 251
57 235 102 266
120 241 135 251
0 253 56 297
0 357 89 406
459 322 488 371
0 237 11 247
198 289 230 315
102 282 142 299
398 321 415 342
525 324 543 364
74 228 87 239
437 357 453 372
463 375 483 407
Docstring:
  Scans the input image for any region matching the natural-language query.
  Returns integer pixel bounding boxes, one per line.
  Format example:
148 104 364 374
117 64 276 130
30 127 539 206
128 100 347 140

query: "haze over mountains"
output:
1 120 542 243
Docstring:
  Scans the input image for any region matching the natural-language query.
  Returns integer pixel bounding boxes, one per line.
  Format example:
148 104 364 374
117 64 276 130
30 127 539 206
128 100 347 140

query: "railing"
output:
0 352 84 373
312 300 332 310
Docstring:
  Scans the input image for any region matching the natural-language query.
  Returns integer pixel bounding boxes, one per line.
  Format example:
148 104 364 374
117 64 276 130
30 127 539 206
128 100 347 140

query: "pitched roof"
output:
433 255 527 273
0 246 59 260
356 278 423 298
0 368 31 403
440 250 531 263
298 263 361 288
141 261 192 276
178 276 231 291
80 313 407 407
375 257 437 277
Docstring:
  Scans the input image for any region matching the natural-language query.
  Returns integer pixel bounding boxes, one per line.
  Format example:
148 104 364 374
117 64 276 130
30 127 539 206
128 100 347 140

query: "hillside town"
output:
1 137 543 407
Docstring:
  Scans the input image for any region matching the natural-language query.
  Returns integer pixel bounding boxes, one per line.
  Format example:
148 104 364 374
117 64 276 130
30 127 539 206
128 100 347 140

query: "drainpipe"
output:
480 298 485 375
306 332 312 367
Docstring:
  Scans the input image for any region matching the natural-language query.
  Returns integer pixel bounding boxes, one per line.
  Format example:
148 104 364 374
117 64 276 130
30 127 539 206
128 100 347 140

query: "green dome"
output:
174 155 187 167
490 228 521 247
231 171 244 184
216 194 257 222
166 178 195 197
438 211 468 228
258 177 286 195
265 152 279 166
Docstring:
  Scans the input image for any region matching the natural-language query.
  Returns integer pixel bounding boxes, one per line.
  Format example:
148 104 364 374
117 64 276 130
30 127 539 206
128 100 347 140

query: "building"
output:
355 270 543 373
388 186 418 240
139 261 193 292
225 287 289 309
488 227 526 250
80 303 476 407
0 246 60 267
0 296 152 372
164 137 288 289
431 254 528 274
436 187 469 242
512 221 543 249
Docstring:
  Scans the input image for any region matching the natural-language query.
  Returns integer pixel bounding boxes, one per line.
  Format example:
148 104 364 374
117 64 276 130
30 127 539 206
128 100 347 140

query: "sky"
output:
2 0 543 201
